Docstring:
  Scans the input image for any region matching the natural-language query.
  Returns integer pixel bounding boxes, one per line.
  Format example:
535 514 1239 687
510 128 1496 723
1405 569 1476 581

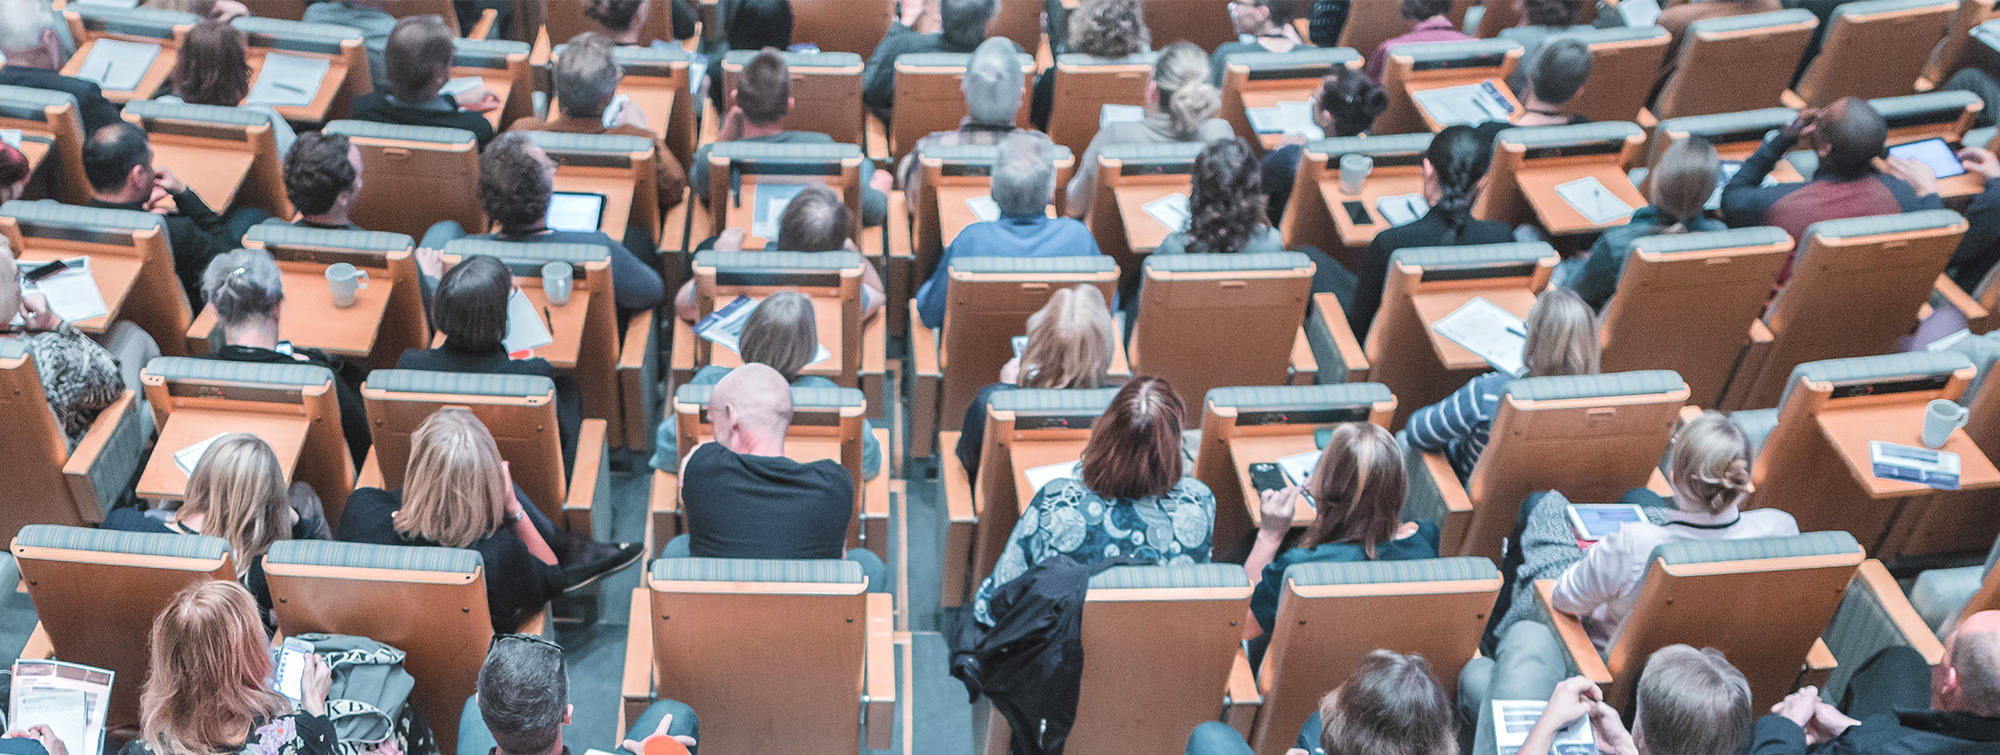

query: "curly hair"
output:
478 133 554 234
282 132 356 217
171 20 251 106
583 0 645 33
1067 0 1150 59
1523 0 1580 26
1186 138 1265 253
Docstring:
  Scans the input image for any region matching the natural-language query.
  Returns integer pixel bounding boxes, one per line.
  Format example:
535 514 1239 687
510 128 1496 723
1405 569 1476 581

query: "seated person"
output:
0 248 124 451
1488 644 1752 755
971 377 1216 625
197 248 372 467
701 0 793 119
1210 0 1309 85
281 133 367 231
653 291 881 480
101 434 330 624
1347 125 1513 339
84 122 267 308
1759 610 2000 754
397 255 584 468
1030 0 1150 131
508 32 687 217
1947 146 2000 293
348 16 502 148
460 634 699 755
161 20 295 159
1241 422 1439 666
1263 67 1386 226
1065 42 1232 216
584 0 700 46
1157 138 1285 256
690 49 890 227
0 140 27 205
0 0 122 135
301 0 394 93
673 184 885 322
917 132 1101 329
863 0 996 122
1407 288 1600 482
1184 650 1458 755
1556 137 1723 310
956 284 1116 484
1500 38 1591 129
896 37 1048 199
420 132 666 314
1363 0 1474 82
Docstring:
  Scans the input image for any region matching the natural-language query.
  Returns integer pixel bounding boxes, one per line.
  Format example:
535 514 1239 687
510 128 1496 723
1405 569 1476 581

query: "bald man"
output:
1721 97 1944 287
675 363 857 561
1753 610 2000 754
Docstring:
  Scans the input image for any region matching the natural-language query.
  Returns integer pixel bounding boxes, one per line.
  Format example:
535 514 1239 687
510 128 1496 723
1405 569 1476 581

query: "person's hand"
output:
1539 677 1605 731
7 725 70 755
1772 686 1821 730
718 107 746 142
998 356 1021 384
1803 699 1860 744
714 227 749 251
154 168 187 196
145 184 174 214
870 169 894 194
1961 147 2000 180
1587 701 1638 755
1257 486 1302 538
1781 108 1818 141
501 461 526 520
208 0 250 21
456 86 502 113
300 653 332 717
620 712 698 753
19 293 61 332
1886 155 1941 196
414 246 444 280
615 101 651 131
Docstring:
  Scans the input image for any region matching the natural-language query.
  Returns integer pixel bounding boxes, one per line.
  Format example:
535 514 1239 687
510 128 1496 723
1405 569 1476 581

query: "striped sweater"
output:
1406 371 1513 482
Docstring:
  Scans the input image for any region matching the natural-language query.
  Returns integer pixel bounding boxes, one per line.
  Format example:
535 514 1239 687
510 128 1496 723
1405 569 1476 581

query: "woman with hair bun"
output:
1262 66 1386 225
1346 124 1513 339
1064 42 1234 216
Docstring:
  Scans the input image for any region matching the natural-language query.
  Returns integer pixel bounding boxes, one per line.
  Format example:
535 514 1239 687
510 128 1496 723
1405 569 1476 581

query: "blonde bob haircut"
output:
183 433 290 580
141 580 288 755
398 407 509 548
1018 284 1115 390
1522 287 1600 378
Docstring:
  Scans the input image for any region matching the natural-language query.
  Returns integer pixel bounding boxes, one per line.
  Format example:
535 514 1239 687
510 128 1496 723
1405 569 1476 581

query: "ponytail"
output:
1152 42 1221 139
1425 125 1490 244
1668 411 1755 515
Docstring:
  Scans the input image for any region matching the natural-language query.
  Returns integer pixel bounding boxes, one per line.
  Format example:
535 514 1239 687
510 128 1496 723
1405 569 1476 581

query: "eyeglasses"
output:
491 633 563 653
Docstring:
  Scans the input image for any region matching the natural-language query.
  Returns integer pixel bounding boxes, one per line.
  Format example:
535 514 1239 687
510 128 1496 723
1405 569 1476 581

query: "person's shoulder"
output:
1168 476 1215 502
100 507 172 534
1740 507 1800 533
774 131 836 144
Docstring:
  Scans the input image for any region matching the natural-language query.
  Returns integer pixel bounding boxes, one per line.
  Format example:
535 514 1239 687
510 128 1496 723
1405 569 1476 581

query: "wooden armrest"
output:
863 592 896 750
1646 468 1672 497
1223 647 1262 736
670 315 696 372
564 419 610 534
1935 274 1990 322
885 191 913 338
940 431 975 607
1288 327 1317 384
1535 580 1613 683
661 188 693 256
1110 310 1132 377
467 7 497 39
1806 637 1836 671
1418 451 1471 515
619 310 657 450
648 470 680 557
911 300 940 380
863 428 892 522
21 623 52 660
1679 405 1702 422
356 449 385 491
1307 292 1368 382
622 586 655 705
1856 559 1948 664
61 390 136 523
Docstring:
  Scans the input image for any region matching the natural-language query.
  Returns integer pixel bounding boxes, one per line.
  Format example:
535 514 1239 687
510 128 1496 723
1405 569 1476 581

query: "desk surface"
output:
16 252 141 336
148 140 255 213
16 137 49 175
1008 439 1092 515
138 409 309 500
1409 77 1522 134
1324 173 1427 248
1240 89 1320 152
244 50 344 124
1411 287 1538 371
454 69 513 130
62 38 179 104
619 78 679 147
189 263 393 357
1816 405 2000 498
1230 434 1321 528
1517 162 1650 236
1113 184 1191 252
523 283 589 369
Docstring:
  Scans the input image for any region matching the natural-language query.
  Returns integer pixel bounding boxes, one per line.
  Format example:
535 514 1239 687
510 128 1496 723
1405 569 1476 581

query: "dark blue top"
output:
1250 519 1442 638
915 214 1102 329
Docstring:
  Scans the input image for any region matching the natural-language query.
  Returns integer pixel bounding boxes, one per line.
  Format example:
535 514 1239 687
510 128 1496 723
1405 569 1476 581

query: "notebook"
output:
1412 82 1515 127
1142 193 1191 230
22 258 109 324
75 38 159 92
1431 297 1527 376
1553 176 1634 225
504 289 554 355
1245 100 1324 139
245 53 331 107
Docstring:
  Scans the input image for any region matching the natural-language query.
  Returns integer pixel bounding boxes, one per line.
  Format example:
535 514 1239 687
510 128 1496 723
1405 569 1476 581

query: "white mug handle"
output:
354 269 368 289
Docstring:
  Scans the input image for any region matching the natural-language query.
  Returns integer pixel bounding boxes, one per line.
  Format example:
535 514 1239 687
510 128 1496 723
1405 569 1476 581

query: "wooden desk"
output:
1322 173 1427 248
619 79 679 147
137 409 309 500
147 140 255 212
1516 163 1649 236
15 253 141 336
14 135 51 174
1411 287 1537 370
1230 434 1321 528
703 294 853 381
1410 77 1522 134
551 170 636 244
188 263 393 358
1239 89 1320 152
243 49 346 124
1816 405 2000 498
1112 185 1190 253
452 69 515 131
1008 439 1092 514
61 39 179 104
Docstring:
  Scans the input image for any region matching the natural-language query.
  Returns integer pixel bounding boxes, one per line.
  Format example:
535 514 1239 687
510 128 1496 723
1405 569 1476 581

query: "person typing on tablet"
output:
1942 146 2000 293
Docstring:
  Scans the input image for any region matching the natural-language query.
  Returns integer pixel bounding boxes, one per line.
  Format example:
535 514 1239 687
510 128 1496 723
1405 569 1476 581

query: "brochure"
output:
1431 297 1528 376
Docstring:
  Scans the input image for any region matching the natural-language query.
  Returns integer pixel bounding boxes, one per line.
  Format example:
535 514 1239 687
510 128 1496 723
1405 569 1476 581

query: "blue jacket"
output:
915 214 1102 329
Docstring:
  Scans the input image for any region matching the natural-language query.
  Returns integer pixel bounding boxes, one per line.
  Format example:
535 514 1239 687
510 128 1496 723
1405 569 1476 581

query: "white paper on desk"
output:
0 129 20 150
749 182 807 240
172 431 231 476
1412 82 1514 127
440 76 485 97
694 295 833 366
1553 176 1634 226
1246 100 1325 139
965 194 1001 223
1616 0 1663 27
75 38 159 92
23 258 109 324
1432 296 1527 377
1023 459 1082 493
1492 699 1595 755
11 659 112 755
1142 192 1190 230
1099 103 1145 129
1275 450 1323 487
1376 193 1429 227
245 52 331 107
503 289 554 355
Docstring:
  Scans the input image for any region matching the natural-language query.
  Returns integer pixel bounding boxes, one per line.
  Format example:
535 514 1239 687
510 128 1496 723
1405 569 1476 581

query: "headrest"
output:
266 539 483 573
363 370 556 399
325 119 478 146
1503 370 1686 402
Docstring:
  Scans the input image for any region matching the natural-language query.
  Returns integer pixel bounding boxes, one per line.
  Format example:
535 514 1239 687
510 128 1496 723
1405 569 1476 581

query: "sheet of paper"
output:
1618 0 1662 27
1245 100 1325 139
0 129 20 149
75 38 159 92
1275 450 1322 487
1142 192 1190 230
1412 83 1514 126
1492 699 1594 755
173 432 232 476
24 258 109 324
694 295 832 366
965 194 1001 223
12 659 113 755
1376 193 1429 227
440 76 484 97
1432 296 1527 376
1099 103 1145 129
13 690 86 755
1552 176 1634 225
244 52 331 108
750 183 807 240
1023 460 1082 493
503 289 555 355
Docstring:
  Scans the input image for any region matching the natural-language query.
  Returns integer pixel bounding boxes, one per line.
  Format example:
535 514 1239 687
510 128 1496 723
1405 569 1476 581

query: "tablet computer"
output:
546 191 607 233
1566 503 1648 542
1887 137 1967 179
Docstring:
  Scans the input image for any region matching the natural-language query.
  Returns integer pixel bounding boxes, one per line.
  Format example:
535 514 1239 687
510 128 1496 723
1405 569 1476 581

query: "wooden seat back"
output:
1376 39 1520 135
971 388 1121 589
1193 384 1397 549
60 5 194 103
0 200 189 356
1794 0 1956 107
0 86 89 204
720 50 865 146
1130 252 1315 416
122 99 291 219
1364 242 1557 428
326 120 484 241
1599 228 1792 406
937 255 1119 436
1653 10 1818 119
1047 52 1157 158
888 52 1035 163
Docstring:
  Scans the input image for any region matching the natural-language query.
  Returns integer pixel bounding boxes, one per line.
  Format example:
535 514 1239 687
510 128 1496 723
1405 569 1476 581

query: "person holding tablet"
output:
1943 146 2000 293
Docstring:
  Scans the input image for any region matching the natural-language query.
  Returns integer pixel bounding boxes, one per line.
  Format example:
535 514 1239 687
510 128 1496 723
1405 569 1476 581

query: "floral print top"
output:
121 713 337 755
973 476 1217 625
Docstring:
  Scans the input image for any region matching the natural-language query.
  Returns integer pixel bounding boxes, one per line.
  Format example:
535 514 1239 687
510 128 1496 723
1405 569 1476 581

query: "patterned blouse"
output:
7 325 124 450
973 477 1217 625
120 712 338 755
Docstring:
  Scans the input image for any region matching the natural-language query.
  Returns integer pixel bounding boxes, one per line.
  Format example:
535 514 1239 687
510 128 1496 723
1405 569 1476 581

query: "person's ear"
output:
563 704 573 727
786 96 796 113
129 164 153 193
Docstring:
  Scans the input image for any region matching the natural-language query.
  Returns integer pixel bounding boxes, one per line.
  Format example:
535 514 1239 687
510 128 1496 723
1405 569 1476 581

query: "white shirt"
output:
1551 507 1799 651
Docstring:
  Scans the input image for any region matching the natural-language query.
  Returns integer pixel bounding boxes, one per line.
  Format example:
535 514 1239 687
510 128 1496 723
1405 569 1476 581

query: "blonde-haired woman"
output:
1407 287 1601 481
1558 137 1726 310
101 434 328 623
955 284 1117 481
1064 41 1233 217
124 580 333 755
338 408 566 632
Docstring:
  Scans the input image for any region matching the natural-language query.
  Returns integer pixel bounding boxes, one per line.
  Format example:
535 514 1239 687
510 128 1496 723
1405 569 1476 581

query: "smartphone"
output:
1248 462 1290 494
1566 504 1647 542
1342 200 1373 226
273 637 313 702
23 259 67 282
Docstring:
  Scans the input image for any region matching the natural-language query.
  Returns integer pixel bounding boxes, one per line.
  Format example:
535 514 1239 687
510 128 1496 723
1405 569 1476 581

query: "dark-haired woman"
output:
159 20 295 159
1346 124 1512 339
1263 67 1386 225
1156 138 1286 257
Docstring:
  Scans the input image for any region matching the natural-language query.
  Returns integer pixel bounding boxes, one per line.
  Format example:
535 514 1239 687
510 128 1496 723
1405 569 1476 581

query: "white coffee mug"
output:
1339 153 1373 195
326 262 368 308
1923 398 1970 449
542 261 574 306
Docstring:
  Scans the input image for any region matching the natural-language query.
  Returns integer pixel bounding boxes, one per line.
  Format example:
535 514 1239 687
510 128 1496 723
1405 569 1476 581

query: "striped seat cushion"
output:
520 131 655 156
672 384 865 410
265 540 483 574
1391 242 1556 270
122 99 270 127
693 250 863 272
245 224 414 253
1631 227 1790 255
1099 141 1209 165
442 239 609 264
988 387 1121 415
651 557 864 584
1779 352 1974 408
1649 531 1861 567
1687 8 1817 35
920 142 1076 165
1504 370 1685 402
1805 209 1965 242
1285 557 1500 587
70 5 198 37
364 370 555 398
0 86 78 121
1089 563 1250 590
2 199 163 232
1869 91 1981 123
1055 52 1158 67
325 119 478 146
1832 0 1954 19
232 16 363 47
1655 108 1797 142
1389 38 1521 63
1311 132 1432 159
720 49 864 69
1205 383 1394 411
1144 251 1312 274
452 38 530 67
142 356 334 387
16 524 229 560
949 255 1117 276
1496 121 1645 148
1219 47 1362 72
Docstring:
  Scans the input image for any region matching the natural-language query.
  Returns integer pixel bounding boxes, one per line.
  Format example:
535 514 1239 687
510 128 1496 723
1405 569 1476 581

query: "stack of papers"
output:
1376 193 1429 226
504 289 554 355
11 659 113 755
23 258 109 324
1142 193 1191 230
1432 297 1527 376
1553 176 1634 225
694 296 833 365
1099 104 1145 129
965 194 1001 223
0 129 20 149
1492 699 1595 755
1871 441 1962 490
173 432 231 475
1274 450 1323 487
1246 100 1325 139
750 183 807 240
1023 460 1082 493
1412 82 1514 126
75 39 159 92
440 76 485 97
1615 0 1663 27
245 53 330 107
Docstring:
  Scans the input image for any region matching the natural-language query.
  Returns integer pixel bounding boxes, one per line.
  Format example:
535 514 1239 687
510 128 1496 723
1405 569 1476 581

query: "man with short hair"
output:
895 37 1046 197
507 32 687 215
1514 645 1753 755
347 15 501 147
676 363 856 560
0 0 122 135
915 131 1100 329
461 633 699 755
1755 610 2000 754
83 123 262 307
675 184 886 322
688 49 890 226
282 132 367 231
862 0 998 122
301 0 396 93
1722 97 1945 285
1364 0 1474 82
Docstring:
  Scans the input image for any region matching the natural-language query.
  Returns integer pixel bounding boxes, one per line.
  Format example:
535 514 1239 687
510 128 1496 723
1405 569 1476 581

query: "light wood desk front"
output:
242 49 346 124
61 39 179 104
1229 433 1322 528
188 263 393 357
452 67 515 131
1410 77 1523 134
13 252 141 337
1411 286 1537 370
1515 162 1649 236
1817 404 2000 498
1113 184 1192 253
146 138 256 213
138 409 308 500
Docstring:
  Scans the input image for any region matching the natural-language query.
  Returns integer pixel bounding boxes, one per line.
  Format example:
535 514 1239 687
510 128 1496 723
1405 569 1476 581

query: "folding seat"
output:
719 50 865 146
325 120 483 241
0 201 191 356
675 251 884 414
1531 532 1867 710
234 224 429 370
984 564 1254 755
1135 0 1239 52
521 131 661 249
1338 0 1478 72
1918 0 1999 88
1721 211 1965 410
696 142 867 248
1242 558 1501 755
139 357 356 516
449 38 534 131
1129 252 1322 414
957 388 1122 602
1788 0 1957 108
620 558 895 755
1598 228 1792 407
988 0 1043 51
1191 384 1398 550
1374 39 1522 136
1871 90 1986 200
0 86 89 204
1550 26 1670 125
550 44 699 169
121 100 291 219
1406 371 1688 561
886 51 1036 163
1649 10 1818 121
59 4 195 103
0 341 143 541
1477 122 1648 235
1046 52 1158 158
12 526 232 730
231 16 371 125
1277 133 1432 272
1904 533 2000 636
1215 48 1363 152
1083 141 1204 294
1820 552 1955 705
264 540 548 755
910 142 1078 281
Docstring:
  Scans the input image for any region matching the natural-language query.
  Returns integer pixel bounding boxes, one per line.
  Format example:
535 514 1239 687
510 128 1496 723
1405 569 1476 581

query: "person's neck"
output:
1673 504 1740 525
224 320 282 351
1522 95 1564 117
303 207 351 227
611 28 644 45
0 48 59 72
739 119 787 139
728 431 787 458
93 187 150 206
